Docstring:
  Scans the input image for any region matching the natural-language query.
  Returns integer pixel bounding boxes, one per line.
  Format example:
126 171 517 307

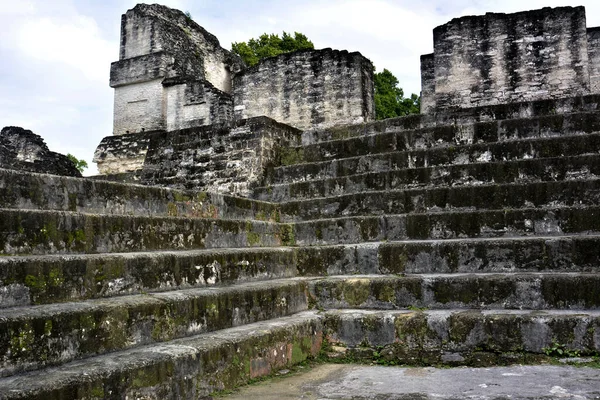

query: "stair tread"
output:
0 310 322 396
259 154 600 189
0 277 308 317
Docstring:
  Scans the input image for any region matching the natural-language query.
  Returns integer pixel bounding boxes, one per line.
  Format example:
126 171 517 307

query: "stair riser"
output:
295 237 600 276
0 210 294 255
257 156 600 201
293 207 600 245
324 310 600 366
0 314 323 400
0 169 280 220
279 180 600 220
288 113 600 165
269 133 600 187
302 94 600 144
0 281 308 377
311 275 600 310
0 249 298 308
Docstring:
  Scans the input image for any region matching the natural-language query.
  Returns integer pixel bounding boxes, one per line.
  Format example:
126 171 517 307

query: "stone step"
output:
293 206 600 245
0 248 299 308
0 168 280 220
282 111 600 166
0 209 294 256
310 273 600 310
0 310 322 399
254 154 600 201
294 236 600 276
277 179 600 221
301 94 600 144
266 131 600 187
323 309 600 366
0 278 309 377
3 235 597 309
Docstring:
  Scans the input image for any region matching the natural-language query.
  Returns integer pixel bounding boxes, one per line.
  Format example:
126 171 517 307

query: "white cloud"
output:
15 15 113 82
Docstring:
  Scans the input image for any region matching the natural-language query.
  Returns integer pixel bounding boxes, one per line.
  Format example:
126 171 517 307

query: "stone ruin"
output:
0 126 81 177
94 3 374 195
421 6 600 112
2 4 600 399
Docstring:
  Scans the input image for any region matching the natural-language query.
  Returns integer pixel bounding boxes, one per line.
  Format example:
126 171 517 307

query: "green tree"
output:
67 154 88 173
232 32 314 66
374 69 420 119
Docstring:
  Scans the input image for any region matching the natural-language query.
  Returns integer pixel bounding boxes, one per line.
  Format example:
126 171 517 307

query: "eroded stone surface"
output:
0 127 80 177
221 364 600 399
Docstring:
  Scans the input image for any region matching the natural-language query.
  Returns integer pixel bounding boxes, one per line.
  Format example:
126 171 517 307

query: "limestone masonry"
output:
2 4 600 399
0 127 81 177
421 6 600 112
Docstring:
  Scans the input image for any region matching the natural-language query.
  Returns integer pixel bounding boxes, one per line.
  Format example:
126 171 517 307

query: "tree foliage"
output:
374 69 420 119
232 32 314 66
67 153 88 173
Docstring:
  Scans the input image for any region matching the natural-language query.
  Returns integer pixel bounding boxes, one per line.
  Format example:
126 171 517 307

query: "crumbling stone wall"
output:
587 27 600 93
421 6 594 111
95 117 301 196
110 4 243 135
233 49 375 131
0 127 81 177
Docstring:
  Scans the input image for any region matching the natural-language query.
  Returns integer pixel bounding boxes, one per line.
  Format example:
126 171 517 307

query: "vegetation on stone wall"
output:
232 32 315 67
232 33 420 118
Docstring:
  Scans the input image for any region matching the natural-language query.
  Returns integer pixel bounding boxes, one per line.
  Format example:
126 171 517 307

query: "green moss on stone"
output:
342 279 371 306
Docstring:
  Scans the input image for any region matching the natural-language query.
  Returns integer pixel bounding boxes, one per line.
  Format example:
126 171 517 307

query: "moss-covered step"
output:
0 209 295 255
277 179 600 221
293 236 600 276
0 278 310 377
266 131 600 188
255 154 600 201
302 94 600 144
0 247 300 308
0 168 281 220
310 274 600 310
280 111 600 166
0 311 322 399
322 309 600 366
292 205 600 245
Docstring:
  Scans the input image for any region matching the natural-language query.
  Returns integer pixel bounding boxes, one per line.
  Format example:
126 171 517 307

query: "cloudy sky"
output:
2 0 600 175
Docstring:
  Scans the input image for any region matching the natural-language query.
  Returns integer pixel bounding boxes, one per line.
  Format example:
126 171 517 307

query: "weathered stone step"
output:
0 209 294 255
5 235 597 309
255 154 600 201
0 248 299 308
323 309 600 366
293 206 600 245
0 278 309 377
282 111 600 166
301 93 600 144
278 179 600 221
0 310 322 399
0 168 280 220
294 236 600 276
266 131 600 187
310 273 600 310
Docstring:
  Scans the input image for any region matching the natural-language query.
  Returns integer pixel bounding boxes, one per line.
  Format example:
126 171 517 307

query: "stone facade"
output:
0 126 81 177
233 49 375 131
108 4 375 140
421 6 599 112
110 4 243 135
95 117 301 196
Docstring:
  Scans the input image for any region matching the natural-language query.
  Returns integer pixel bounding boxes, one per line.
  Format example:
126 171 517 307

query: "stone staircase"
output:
1 96 600 398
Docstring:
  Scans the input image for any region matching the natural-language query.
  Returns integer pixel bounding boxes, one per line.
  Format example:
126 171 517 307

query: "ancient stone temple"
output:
421 6 600 112
1 4 600 399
